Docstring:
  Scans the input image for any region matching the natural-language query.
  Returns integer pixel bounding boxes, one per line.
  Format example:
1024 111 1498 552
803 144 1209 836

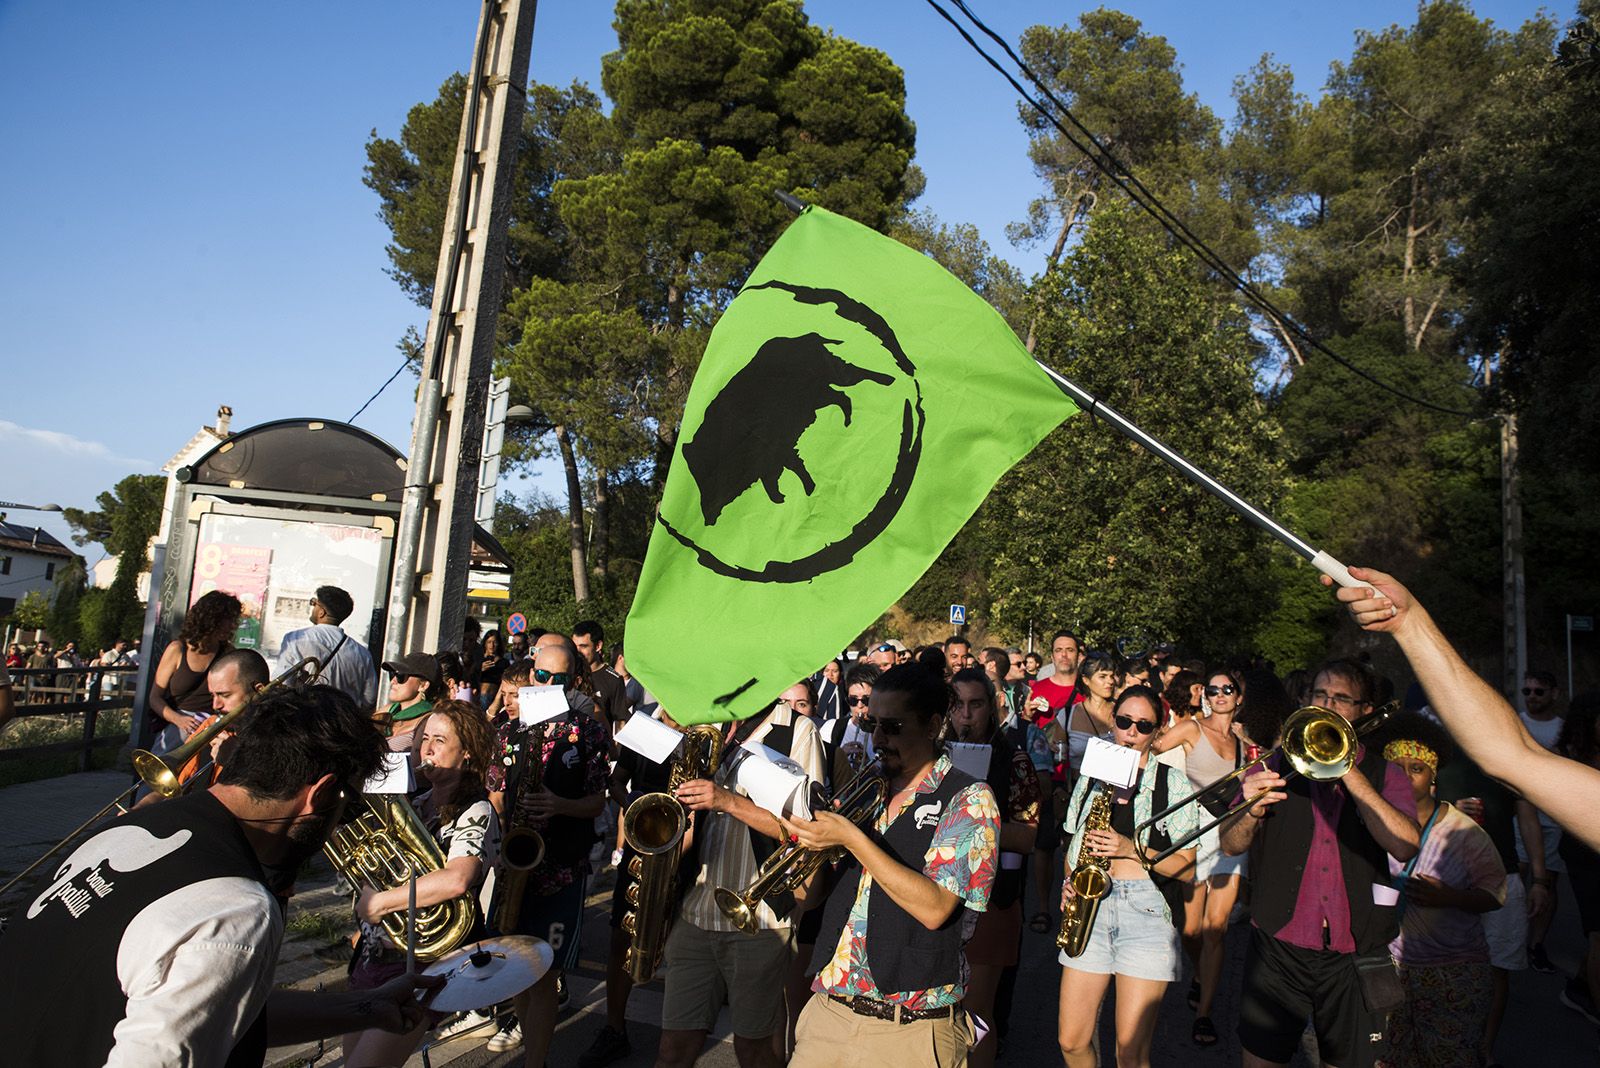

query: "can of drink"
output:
1459 796 1487 826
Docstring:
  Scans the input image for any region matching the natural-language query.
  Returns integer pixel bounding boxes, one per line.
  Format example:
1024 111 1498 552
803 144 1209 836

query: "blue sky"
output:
0 0 1555 563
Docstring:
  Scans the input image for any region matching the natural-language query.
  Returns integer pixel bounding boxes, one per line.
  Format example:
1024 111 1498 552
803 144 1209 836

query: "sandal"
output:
1186 977 1200 1011
1192 1016 1218 1046
1028 911 1051 933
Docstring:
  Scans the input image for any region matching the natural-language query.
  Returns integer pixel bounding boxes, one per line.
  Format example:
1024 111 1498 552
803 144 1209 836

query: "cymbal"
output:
421 936 553 1014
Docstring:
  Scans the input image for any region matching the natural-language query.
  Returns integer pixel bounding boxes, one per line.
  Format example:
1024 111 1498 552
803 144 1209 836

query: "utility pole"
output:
1501 412 1528 700
384 0 538 664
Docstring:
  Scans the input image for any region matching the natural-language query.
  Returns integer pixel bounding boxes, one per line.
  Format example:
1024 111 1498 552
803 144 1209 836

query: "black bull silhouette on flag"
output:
682 330 894 526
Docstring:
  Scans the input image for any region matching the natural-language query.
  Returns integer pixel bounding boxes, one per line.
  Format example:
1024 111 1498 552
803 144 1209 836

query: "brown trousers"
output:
789 992 972 1068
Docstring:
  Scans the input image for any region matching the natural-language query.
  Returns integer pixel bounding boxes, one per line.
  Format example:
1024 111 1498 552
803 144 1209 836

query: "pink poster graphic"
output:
191 542 272 650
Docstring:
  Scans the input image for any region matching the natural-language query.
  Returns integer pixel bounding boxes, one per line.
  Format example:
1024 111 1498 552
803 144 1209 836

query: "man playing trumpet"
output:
782 664 999 1068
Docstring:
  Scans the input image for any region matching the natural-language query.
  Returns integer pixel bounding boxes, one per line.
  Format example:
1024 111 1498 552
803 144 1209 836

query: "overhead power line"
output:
924 0 1480 418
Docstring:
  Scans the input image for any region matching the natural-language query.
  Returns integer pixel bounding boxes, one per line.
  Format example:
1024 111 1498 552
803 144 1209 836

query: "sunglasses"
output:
1113 713 1158 735
1204 684 1238 697
1522 687 1547 697
391 673 412 683
533 669 572 686
859 715 906 737
847 694 871 707
874 644 895 653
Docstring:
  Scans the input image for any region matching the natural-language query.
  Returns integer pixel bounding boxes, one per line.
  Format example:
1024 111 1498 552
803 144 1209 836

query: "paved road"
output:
3 773 1594 1066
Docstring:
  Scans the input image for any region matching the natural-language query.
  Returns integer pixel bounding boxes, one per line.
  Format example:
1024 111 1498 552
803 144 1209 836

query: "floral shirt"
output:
813 753 1000 1009
1061 756 1198 922
487 710 610 896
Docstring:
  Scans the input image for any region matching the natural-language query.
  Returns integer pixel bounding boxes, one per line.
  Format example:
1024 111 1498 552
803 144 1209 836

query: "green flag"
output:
626 206 1078 724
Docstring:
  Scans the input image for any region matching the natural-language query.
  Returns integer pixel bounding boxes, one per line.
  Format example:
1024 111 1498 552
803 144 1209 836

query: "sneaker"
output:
1562 979 1600 1026
577 1024 632 1068
485 1020 523 1053
1530 942 1556 974
557 973 570 1011
435 1009 498 1042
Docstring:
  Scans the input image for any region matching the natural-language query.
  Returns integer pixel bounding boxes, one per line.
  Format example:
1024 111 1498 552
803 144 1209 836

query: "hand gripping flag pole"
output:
774 190 1364 592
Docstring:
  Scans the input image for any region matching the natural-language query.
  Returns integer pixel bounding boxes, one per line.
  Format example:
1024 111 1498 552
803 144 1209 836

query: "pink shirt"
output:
1269 750 1417 954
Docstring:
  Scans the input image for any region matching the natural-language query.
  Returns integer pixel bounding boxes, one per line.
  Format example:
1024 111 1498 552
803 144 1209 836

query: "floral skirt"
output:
1380 960 1492 1068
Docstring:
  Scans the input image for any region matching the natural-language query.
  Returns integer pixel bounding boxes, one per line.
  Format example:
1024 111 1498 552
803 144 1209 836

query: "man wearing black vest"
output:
783 664 1000 1068
1223 658 1420 1068
0 686 435 1067
655 692 824 1068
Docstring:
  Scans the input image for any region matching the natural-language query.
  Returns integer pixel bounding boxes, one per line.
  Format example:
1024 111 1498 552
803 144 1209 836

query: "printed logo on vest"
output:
913 800 943 829
562 747 579 768
29 825 192 920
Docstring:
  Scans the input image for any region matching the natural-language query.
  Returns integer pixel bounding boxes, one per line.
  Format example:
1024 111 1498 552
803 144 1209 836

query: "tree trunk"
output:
592 467 610 583
1403 168 1419 346
1024 181 1095 354
555 424 590 603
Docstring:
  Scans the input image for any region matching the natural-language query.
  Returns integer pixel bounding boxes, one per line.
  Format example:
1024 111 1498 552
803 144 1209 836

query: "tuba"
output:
1057 781 1116 958
491 721 549 933
323 791 477 962
714 754 886 932
620 724 725 983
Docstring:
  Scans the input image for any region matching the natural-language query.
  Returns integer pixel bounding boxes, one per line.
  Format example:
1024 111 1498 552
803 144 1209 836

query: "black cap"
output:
382 652 440 680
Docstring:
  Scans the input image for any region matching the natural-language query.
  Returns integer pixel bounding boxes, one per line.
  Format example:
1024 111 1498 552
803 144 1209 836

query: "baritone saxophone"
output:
620 723 725 982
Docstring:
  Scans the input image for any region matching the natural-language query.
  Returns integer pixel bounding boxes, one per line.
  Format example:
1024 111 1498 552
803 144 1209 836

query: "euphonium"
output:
1057 781 1116 958
323 792 476 962
714 754 886 933
621 723 725 983
491 721 549 933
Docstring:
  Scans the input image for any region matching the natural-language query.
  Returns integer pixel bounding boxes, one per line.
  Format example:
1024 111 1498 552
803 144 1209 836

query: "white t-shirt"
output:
1521 711 1563 751
108 876 282 1067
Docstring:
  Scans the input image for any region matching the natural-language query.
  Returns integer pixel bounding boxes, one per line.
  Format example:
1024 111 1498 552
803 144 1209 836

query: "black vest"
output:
1248 748 1398 955
809 763 981 997
0 790 273 1067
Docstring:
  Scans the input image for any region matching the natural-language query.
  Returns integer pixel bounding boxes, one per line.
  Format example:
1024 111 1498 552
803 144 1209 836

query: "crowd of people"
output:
1 567 1598 1068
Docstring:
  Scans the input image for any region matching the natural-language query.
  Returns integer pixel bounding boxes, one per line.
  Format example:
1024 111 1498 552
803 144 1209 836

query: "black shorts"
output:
1238 926 1385 1068
1034 786 1062 854
1560 832 1600 935
502 876 586 972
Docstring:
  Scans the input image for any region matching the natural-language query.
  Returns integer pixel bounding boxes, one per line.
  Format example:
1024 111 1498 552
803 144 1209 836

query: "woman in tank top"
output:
1064 651 1119 773
147 590 241 756
1151 667 1246 1045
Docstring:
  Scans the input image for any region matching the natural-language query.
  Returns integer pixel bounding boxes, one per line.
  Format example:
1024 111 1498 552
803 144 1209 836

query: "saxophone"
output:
491 721 549 932
1057 781 1116 958
620 724 725 982
323 793 476 962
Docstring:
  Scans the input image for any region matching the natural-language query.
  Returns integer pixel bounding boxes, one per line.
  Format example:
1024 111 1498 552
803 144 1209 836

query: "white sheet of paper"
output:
948 741 991 781
616 712 684 765
1080 737 1140 789
731 743 811 819
518 685 571 726
365 750 414 794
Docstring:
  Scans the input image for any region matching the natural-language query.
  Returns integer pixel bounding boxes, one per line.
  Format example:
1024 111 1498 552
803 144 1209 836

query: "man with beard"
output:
783 665 1000 1068
0 686 437 1067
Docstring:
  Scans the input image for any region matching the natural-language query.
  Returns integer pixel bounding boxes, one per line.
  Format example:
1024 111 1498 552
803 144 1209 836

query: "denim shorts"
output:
1057 878 1182 982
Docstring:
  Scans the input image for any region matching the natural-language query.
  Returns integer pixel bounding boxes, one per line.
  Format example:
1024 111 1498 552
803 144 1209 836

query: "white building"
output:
0 521 77 619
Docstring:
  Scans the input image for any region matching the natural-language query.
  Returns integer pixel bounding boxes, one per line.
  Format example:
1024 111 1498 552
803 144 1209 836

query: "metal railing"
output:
2 665 140 773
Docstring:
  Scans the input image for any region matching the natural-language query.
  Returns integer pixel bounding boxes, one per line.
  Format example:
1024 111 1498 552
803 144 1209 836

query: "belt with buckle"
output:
828 994 957 1024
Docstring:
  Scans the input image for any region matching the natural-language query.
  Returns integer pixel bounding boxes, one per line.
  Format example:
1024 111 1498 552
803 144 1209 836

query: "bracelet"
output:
1533 874 1555 888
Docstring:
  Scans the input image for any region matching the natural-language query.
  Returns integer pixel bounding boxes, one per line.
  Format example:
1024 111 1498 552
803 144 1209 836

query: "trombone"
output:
1133 702 1396 869
0 656 323 901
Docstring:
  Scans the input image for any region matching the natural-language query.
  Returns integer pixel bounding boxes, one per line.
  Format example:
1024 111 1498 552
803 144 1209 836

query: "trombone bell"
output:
1281 708 1358 781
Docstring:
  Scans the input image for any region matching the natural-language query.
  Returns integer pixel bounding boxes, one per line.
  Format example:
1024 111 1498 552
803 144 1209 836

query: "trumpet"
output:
714 754 886 932
1132 702 1397 868
0 656 325 903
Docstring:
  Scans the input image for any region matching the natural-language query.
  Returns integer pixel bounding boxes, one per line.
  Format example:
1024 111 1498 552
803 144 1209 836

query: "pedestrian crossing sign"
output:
950 604 966 626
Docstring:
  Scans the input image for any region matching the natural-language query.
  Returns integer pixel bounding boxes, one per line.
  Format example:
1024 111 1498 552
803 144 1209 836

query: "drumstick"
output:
406 870 417 975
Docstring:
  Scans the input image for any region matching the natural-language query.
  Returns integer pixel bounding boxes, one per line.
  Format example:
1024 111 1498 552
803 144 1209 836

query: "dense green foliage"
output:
362 1 1597 679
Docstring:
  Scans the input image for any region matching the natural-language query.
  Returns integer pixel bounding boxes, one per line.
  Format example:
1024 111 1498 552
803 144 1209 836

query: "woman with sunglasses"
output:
1150 668 1248 1045
820 662 881 792
343 699 500 1067
1058 685 1198 1068
377 652 443 751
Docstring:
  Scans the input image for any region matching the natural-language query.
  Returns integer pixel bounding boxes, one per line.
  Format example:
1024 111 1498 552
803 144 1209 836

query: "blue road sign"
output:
950 604 967 626
506 612 528 635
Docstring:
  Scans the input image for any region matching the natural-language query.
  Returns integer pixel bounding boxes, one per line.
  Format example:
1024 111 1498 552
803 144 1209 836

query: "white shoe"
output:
436 1009 497 1042
486 1020 523 1053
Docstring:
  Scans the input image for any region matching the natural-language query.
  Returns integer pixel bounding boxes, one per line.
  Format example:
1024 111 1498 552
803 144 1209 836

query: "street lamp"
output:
0 501 63 512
